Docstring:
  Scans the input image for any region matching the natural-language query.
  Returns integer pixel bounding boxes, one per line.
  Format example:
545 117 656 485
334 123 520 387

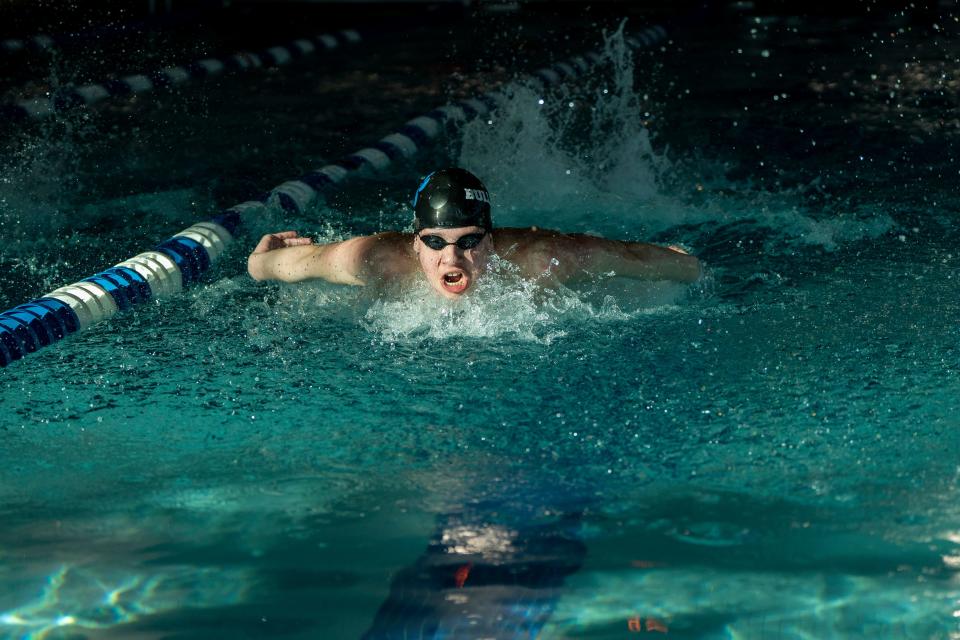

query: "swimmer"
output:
247 168 700 298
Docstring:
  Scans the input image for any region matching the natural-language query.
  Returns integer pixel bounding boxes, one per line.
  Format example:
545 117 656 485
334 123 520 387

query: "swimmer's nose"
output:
439 245 462 264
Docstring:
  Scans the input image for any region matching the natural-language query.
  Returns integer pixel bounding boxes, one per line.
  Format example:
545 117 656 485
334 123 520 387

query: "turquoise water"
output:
3 9 960 640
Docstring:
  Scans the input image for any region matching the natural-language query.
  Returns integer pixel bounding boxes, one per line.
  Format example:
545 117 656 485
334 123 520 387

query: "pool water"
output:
2 5 960 639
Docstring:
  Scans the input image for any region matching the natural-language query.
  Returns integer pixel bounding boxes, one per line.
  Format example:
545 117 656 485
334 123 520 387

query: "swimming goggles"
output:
417 231 487 251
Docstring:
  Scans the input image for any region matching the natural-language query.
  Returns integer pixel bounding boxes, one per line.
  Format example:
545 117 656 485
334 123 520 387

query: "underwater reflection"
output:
0 562 250 639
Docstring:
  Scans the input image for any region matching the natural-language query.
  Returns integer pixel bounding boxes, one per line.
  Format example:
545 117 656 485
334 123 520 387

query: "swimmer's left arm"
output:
616 241 701 283
560 235 702 283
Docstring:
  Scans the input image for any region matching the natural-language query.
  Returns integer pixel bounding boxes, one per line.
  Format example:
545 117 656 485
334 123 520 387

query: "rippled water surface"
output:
2 5 960 639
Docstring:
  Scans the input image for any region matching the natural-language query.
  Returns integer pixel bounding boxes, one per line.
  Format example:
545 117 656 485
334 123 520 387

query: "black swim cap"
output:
412 168 492 232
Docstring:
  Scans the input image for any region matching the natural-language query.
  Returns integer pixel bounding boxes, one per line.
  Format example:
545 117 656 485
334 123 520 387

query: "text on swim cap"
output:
463 188 490 203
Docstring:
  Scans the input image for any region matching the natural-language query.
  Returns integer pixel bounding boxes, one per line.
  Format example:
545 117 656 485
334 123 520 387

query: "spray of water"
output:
457 26 667 234
0 132 78 240
456 23 895 251
362 256 689 345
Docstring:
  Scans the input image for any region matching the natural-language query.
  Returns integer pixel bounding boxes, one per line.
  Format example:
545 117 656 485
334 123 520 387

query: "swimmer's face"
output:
413 226 493 299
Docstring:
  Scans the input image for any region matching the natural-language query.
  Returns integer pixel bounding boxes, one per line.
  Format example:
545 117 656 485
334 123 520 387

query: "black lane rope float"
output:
0 25 669 368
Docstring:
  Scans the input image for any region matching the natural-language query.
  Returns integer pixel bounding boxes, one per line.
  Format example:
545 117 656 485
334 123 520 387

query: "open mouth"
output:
441 271 468 294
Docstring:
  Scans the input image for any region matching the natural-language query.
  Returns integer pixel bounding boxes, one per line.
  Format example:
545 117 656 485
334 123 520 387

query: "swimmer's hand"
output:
252 230 314 254
666 244 703 281
248 231 315 281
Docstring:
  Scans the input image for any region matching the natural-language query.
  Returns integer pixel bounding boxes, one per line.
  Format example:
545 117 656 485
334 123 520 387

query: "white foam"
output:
362 257 685 345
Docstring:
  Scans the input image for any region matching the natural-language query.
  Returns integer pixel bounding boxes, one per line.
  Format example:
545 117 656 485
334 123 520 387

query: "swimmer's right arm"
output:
247 231 363 285
247 231 405 285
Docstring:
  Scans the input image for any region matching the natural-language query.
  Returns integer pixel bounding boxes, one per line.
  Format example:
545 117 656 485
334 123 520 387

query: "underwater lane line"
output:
361 505 587 640
0 24 669 368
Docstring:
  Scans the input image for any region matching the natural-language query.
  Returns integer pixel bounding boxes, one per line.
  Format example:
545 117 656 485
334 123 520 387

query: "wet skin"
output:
413 226 492 299
247 227 700 292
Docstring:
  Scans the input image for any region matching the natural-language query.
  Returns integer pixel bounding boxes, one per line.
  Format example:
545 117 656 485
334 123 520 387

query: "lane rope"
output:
0 1 231 60
1 29 363 121
0 35 56 55
0 25 668 368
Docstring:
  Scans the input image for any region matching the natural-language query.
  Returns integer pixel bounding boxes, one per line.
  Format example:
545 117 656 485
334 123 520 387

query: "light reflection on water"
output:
1 563 250 639
549 567 960 639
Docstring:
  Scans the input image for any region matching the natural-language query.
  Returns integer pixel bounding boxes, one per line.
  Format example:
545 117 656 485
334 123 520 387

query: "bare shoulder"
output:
489 227 699 283
492 227 567 252
491 227 585 278
344 231 412 254
347 232 417 280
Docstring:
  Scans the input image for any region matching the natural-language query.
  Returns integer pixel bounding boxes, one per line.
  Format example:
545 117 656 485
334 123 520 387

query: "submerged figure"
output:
247 168 700 297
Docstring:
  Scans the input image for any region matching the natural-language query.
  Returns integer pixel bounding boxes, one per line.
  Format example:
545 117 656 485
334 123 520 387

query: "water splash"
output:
457 24 667 234
0 132 78 242
456 24 895 253
362 256 689 345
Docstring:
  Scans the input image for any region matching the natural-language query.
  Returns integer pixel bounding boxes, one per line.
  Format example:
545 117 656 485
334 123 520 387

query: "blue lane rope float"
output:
0 221 232 368
0 25 668 368
2 29 363 121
